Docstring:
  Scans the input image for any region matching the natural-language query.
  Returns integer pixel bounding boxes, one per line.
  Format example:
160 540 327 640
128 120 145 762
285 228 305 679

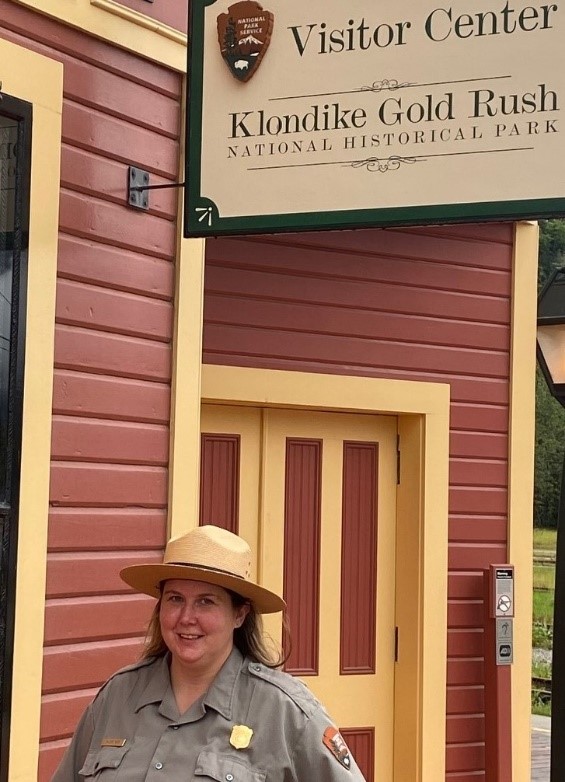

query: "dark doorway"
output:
0 94 31 781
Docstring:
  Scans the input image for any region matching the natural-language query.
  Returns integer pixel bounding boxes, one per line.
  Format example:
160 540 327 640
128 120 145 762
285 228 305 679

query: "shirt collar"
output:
134 655 171 712
134 647 245 720
203 646 244 720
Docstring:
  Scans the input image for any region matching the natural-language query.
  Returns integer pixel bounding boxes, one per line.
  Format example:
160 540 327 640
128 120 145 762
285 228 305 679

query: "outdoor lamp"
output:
537 266 565 781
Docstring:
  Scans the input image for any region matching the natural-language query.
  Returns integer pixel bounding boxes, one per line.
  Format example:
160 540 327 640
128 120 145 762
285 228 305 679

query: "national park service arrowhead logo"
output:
323 727 352 771
217 2 274 82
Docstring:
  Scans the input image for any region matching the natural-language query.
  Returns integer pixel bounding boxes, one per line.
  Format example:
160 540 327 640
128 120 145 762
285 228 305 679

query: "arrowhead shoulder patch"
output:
323 727 351 770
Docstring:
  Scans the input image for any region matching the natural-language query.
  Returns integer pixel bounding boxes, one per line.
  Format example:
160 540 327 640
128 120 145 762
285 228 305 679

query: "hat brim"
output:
119 563 286 614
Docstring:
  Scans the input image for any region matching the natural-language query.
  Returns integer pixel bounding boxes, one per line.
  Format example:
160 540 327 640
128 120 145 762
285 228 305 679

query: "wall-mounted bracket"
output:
127 166 186 211
128 166 150 210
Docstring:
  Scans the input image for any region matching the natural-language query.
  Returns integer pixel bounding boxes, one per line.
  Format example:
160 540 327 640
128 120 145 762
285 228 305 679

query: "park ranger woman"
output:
52 525 366 781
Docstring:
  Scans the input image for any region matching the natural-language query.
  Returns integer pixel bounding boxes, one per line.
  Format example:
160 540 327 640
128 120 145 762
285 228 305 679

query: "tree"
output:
534 220 565 526
534 369 565 526
224 18 238 52
539 219 565 288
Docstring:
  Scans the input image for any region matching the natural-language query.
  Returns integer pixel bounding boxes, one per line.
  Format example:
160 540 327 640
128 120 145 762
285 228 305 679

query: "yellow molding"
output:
202 364 450 416
420 409 450 782
0 39 62 781
201 364 450 782
508 221 538 782
12 0 186 70
168 236 205 538
167 74 204 539
90 0 186 44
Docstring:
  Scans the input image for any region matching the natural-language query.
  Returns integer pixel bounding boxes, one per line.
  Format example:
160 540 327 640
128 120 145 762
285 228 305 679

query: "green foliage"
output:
535 220 565 526
532 691 552 717
533 564 555 591
533 588 554 625
532 657 552 679
533 528 558 550
531 655 552 717
532 621 553 649
534 369 565 526
539 219 565 288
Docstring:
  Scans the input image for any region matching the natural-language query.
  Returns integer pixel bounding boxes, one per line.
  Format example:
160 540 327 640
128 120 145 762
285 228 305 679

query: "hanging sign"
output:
185 0 565 237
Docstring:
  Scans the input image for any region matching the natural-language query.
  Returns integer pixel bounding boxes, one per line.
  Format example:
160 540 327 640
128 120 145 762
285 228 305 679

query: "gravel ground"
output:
533 647 553 666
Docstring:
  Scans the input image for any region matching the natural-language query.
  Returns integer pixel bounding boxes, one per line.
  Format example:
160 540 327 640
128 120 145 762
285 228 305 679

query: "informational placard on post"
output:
495 618 513 665
185 0 565 236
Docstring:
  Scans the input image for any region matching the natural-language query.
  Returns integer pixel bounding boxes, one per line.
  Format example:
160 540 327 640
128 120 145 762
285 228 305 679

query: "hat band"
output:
166 561 246 581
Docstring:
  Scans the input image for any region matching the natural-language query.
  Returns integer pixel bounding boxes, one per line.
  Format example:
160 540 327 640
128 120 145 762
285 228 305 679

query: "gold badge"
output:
101 738 127 748
230 724 254 749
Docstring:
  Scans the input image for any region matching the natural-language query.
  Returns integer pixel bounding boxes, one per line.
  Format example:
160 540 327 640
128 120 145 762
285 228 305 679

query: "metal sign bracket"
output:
127 166 185 211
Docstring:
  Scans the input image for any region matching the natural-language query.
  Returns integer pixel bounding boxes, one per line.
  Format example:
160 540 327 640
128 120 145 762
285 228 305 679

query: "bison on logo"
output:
217 1 274 82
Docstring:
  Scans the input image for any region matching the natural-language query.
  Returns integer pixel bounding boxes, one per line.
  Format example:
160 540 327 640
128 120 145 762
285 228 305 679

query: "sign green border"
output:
184 0 565 238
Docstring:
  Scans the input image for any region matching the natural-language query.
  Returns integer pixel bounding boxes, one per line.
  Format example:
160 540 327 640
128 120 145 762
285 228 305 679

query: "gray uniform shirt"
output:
52 648 367 781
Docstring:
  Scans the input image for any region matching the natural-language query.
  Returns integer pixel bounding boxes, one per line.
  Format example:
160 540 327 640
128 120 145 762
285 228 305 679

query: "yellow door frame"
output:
0 37 62 781
508 221 538 781
201 364 450 782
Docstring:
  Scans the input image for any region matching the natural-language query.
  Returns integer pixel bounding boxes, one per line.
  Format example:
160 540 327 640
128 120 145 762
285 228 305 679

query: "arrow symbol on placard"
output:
196 206 213 226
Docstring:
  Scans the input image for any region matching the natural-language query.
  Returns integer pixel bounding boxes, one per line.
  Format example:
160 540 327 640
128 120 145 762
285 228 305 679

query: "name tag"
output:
101 738 127 748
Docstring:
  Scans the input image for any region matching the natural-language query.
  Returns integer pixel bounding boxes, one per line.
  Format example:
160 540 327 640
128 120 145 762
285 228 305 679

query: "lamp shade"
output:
537 267 565 405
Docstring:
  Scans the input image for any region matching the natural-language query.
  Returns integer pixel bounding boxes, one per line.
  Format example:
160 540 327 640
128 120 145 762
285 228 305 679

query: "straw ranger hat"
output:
120 525 285 614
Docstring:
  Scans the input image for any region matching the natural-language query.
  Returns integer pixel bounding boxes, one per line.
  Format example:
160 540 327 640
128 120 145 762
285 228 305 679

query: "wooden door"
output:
200 405 398 782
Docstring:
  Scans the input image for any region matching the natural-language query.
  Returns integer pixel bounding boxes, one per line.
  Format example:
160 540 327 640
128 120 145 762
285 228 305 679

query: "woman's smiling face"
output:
159 579 249 675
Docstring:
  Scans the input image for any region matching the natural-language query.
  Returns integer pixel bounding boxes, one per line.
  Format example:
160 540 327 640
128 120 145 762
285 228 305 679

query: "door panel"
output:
200 405 261 576
200 405 397 782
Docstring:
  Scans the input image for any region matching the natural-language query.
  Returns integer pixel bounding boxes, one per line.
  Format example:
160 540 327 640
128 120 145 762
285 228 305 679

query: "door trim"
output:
508 221 538 780
0 38 62 781
201 364 450 782
0 90 32 782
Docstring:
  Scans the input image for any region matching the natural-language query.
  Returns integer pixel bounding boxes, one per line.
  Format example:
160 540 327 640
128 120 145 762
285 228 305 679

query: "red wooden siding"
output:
0 4 181 778
341 442 378 674
203 224 514 782
340 728 375 782
283 439 322 675
200 434 240 531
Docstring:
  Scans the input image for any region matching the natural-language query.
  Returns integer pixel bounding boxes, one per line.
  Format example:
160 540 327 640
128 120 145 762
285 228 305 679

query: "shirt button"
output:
253 664 261 672
172 726 179 730
226 775 234 781
155 762 163 770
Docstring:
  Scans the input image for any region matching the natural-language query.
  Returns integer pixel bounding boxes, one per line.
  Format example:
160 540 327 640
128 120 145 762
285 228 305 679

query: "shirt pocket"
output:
79 745 130 777
194 749 266 782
